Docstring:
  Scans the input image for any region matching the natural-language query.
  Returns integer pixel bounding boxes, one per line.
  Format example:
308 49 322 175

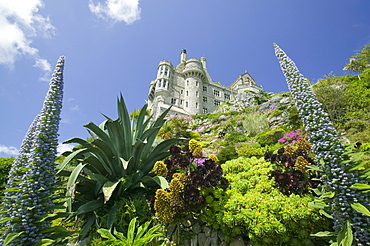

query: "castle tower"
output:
147 50 263 120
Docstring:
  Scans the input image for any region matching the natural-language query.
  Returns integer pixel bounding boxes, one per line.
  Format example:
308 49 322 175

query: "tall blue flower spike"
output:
274 44 369 245
1 56 65 245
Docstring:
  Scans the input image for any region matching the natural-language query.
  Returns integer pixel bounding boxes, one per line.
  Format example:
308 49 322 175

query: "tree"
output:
343 43 370 74
313 75 348 127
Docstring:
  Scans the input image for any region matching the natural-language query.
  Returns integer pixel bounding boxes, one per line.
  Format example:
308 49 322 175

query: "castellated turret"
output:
147 50 263 120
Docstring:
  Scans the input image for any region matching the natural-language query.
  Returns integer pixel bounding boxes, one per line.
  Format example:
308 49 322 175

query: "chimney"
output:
181 49 187 63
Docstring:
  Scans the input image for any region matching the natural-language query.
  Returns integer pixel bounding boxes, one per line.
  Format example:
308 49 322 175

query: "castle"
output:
147 50 263 119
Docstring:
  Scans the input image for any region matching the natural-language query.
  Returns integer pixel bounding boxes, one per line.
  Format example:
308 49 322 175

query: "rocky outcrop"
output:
214 91 261 113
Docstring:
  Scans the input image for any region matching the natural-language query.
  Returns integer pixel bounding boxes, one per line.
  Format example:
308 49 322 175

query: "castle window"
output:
186 91 189 96
171 98 177 105
187 80 189 86
225 94 230 100
214 100 220 106
203 96 207 103
203 86 207 92
214 90 220 97
196 102 198 108
203 108 208 114
163 80 167 87
186 101 188 107
196 81 199 86
164 68 169 76
196 91 198 97
181 90 183 94
180 100 183 105
157 80 161 87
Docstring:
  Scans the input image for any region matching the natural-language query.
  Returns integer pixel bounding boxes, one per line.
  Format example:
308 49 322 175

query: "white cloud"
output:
0 0 55 69
57 143 75 155
89 0 141 24
70 105 80 111
0 144 19 156
33 58 51 71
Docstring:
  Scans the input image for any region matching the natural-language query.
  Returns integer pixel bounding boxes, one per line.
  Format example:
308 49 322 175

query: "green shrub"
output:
217 146 238 164
359 143 370 152
200 141 211 148
188 131 201 141
0 157 13 196
242 111 270 137
255 128 285 146
224 131 249 143
237 145 267 158
347 128 370 143
287 105 303 130
344 120 370 134
200 157 329 245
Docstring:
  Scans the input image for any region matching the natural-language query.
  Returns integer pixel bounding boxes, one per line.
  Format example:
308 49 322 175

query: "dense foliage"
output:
57 95 180 241
200 157 329 245
0 157 13 196
152 142 228 224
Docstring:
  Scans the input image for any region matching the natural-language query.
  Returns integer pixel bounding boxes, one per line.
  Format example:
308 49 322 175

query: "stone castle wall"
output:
147 50 263 120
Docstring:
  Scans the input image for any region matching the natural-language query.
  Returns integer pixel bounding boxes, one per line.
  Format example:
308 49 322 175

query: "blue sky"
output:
1 0 370 157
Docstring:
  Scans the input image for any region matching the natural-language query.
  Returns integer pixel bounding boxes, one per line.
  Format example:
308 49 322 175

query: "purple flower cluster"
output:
274 44 369 245
278 129 304 145
1 57 65 245
153 145 228 214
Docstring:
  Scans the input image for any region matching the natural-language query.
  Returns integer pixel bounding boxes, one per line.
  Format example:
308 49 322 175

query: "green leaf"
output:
56 148 88 175
321 192 335 198
351 203 370 217
350 183 370 192
66 163 87 211
76 199 104 215
310 231 336 237
97 228 116 240
107 206 119 231
4 232 23 246
133 103 149 140
153 176 169 190
34 239 55 246
113 228 127 241
307 165 323 172
127 217 137 243
308 201 329 209
117 94 133 160
0 217 13 224
319 209 333 219
79 214 96 240
120 157 129 171
103 180 121 203
337 220 353 246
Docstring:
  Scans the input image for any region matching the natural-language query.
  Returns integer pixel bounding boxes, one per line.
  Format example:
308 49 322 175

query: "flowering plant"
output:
152 142 228 224
274 43 370 244
1 57 66 245
278 129 305 145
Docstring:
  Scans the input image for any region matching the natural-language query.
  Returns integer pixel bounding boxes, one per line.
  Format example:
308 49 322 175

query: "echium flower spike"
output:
1 56 65 245
274 44 369 245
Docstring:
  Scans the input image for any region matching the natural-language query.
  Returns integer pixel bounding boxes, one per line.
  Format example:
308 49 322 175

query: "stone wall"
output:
166 216 250 246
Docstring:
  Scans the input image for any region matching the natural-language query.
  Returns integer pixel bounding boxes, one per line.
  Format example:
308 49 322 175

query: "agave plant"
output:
57 94 180 240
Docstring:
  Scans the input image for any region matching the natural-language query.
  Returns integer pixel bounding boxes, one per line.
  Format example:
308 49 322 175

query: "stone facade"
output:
147 50 263 119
